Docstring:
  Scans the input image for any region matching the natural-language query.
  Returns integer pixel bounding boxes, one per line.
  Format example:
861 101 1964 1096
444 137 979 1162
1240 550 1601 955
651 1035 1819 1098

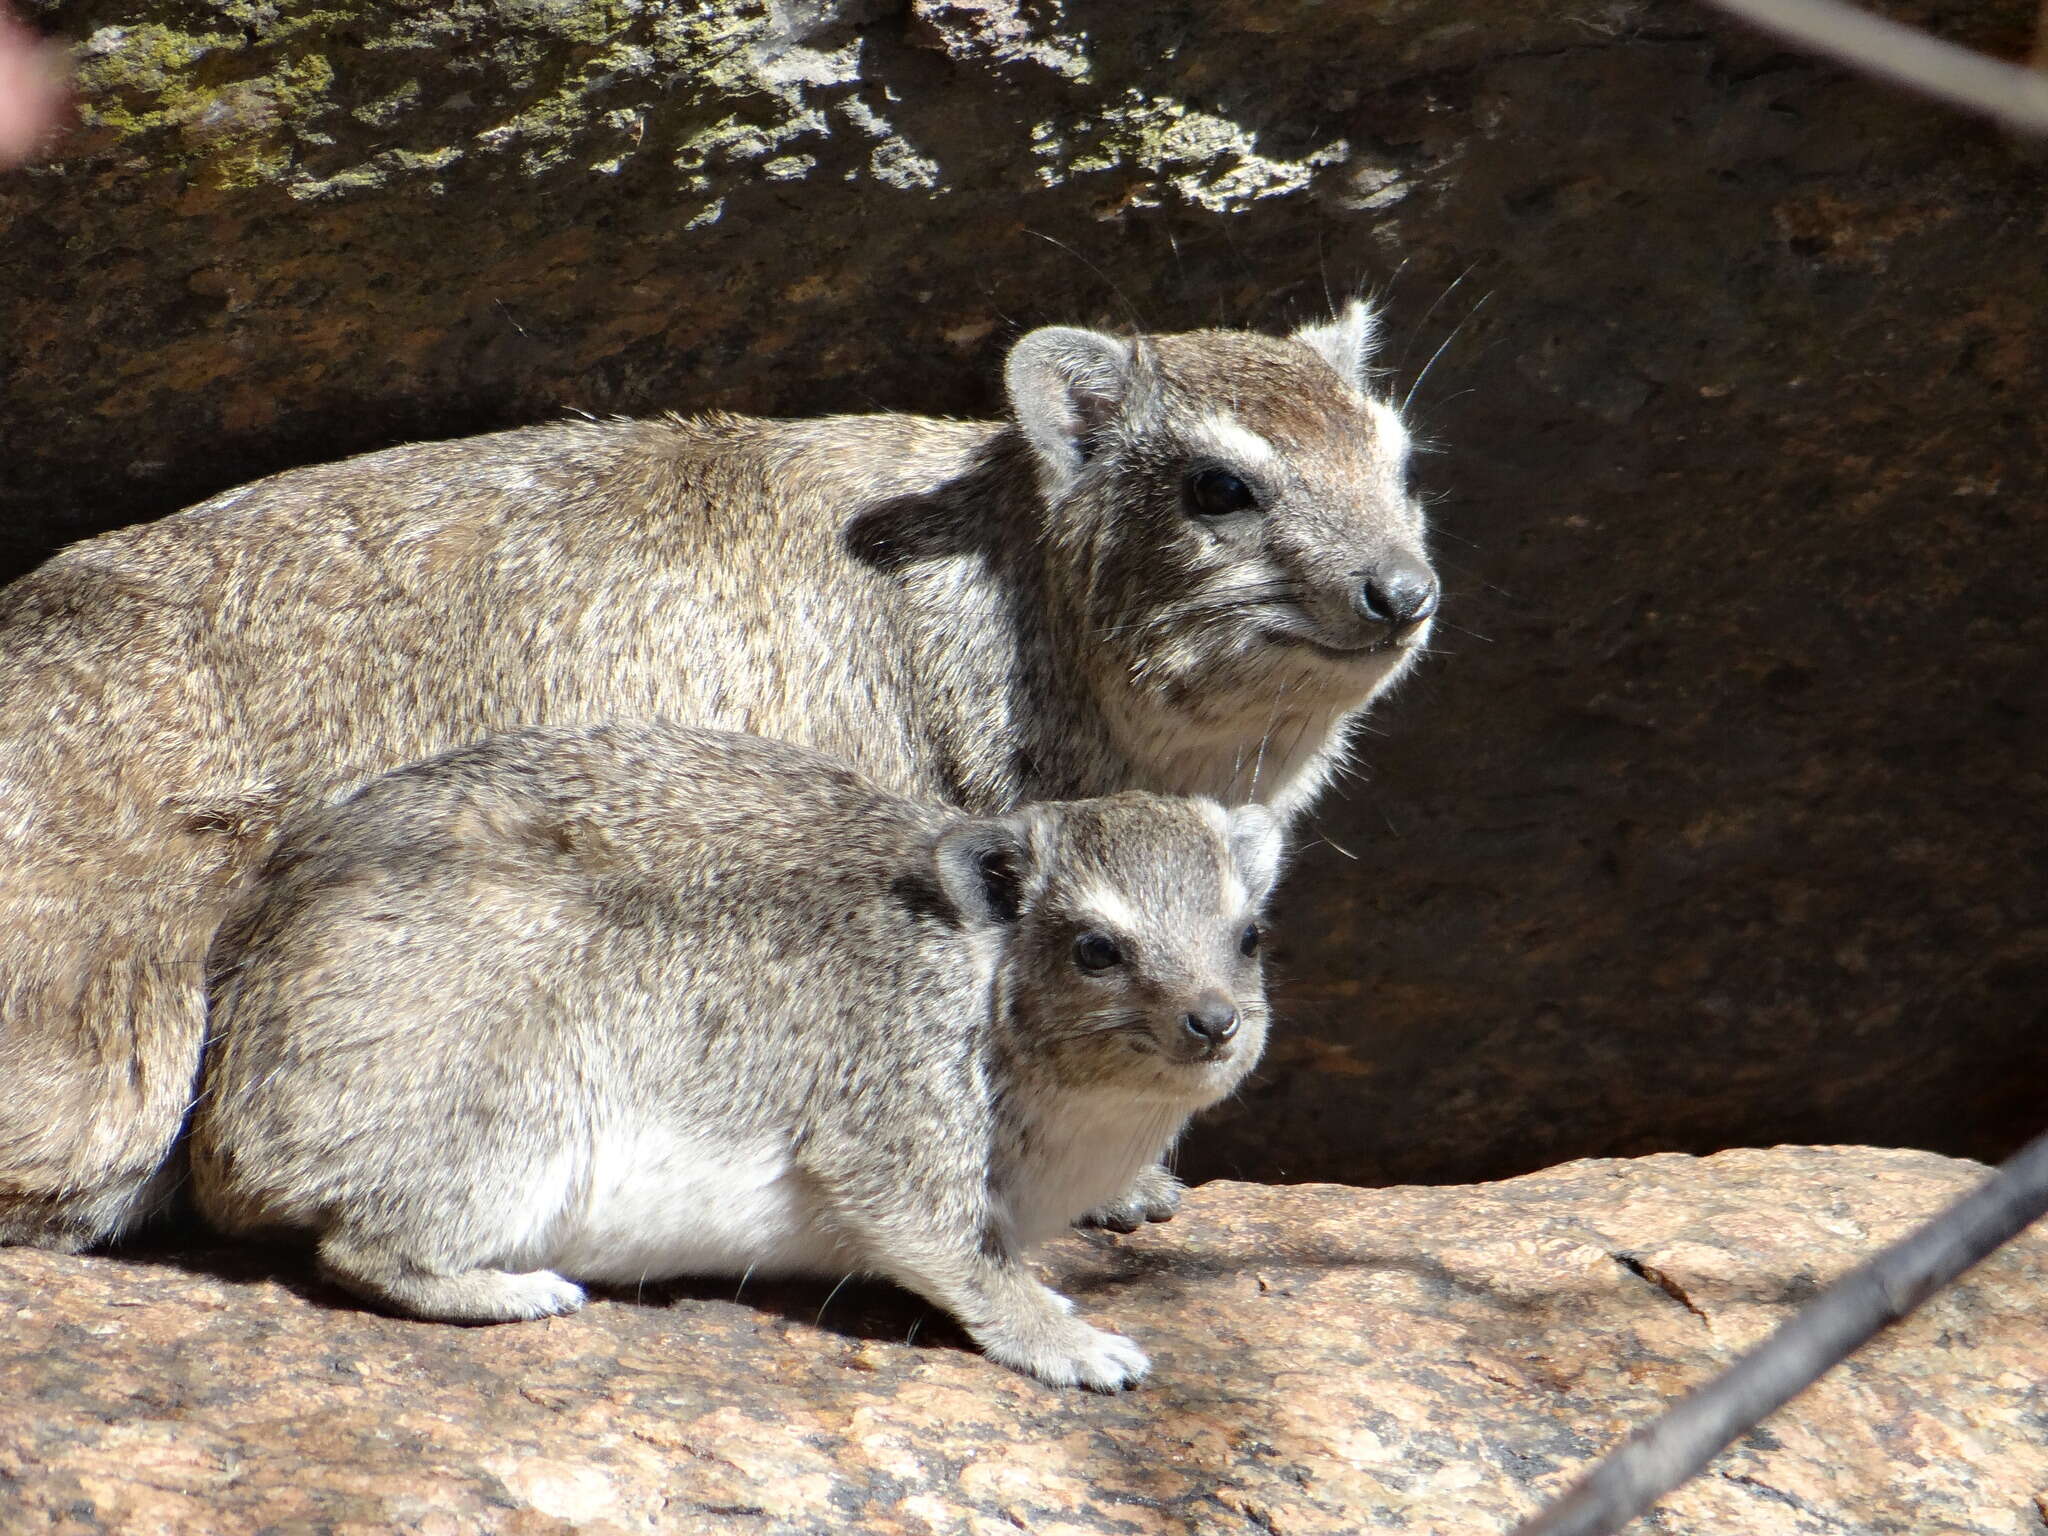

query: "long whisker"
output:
1403 292 1492 416
1094 579 1304 639
1433 620 1494 643
1396 261 1477 377
1428 554 1511 595
1246 675 1295 799
815 1271 855 1325
1274 707 1320 799
1063 1001 1146 1040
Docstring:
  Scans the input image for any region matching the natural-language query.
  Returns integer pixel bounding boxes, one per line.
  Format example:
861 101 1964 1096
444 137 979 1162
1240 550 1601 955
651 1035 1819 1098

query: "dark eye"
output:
1239 923 1262 957
1073 931 1124 973
1185 466 1258 517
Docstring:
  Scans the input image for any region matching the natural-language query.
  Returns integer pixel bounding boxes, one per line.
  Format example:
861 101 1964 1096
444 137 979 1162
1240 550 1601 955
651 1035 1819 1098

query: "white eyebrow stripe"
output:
1196 802 1254 917
1222 875 1249 918
1196 414 1280 473
1075 884 1143 935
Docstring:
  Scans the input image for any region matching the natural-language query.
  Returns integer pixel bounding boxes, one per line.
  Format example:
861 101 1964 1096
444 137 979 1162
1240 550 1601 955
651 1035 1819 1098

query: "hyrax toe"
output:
1060 1324 1152 1393
984 1315 1152 1392
1076 1167 1184 1232
1077 1204 1143 1234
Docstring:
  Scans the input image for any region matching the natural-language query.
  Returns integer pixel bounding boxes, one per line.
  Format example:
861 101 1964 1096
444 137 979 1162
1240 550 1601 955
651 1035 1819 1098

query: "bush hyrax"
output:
0 302 1434 1249
191 722 1283 1391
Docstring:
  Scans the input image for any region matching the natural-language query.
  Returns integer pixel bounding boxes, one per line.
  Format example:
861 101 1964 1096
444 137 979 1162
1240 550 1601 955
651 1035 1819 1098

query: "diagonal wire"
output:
1699 0 2048 134
1513 1126 2048 1536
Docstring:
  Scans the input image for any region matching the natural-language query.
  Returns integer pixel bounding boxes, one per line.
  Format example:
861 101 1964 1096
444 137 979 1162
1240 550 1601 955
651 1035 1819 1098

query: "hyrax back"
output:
0 303 1432 1249
192 723 1283 1391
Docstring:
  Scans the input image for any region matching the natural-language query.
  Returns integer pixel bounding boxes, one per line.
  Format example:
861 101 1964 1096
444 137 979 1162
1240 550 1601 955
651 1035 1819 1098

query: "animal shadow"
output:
104 1210 972 1355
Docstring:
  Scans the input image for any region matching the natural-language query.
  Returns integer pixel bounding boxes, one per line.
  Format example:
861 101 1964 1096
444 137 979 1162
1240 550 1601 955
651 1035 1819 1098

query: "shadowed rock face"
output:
5 1149 2045 1533
2 0 2044 1183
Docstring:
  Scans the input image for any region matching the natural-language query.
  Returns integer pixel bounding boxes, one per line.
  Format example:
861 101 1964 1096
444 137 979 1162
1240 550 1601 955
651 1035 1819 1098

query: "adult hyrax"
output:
192 723 1281 1391
0 302 1435 1250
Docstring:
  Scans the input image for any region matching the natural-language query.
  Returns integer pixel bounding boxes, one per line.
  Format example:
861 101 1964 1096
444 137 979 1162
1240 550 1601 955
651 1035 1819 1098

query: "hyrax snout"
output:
191 723 1283 1391
1008 305 1437 733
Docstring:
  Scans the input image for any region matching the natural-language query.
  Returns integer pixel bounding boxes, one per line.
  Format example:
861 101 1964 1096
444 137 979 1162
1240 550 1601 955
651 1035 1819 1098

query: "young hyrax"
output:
191 723 1283 1391
0 301 1431 1250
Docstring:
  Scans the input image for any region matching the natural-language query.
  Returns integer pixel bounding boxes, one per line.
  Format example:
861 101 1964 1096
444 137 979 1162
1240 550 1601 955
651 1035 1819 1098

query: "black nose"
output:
1182 992 1240 1048
1356 559 1439 629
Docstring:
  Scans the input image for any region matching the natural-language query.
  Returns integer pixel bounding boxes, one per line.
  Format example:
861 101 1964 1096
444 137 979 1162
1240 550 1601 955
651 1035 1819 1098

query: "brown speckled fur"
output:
191 723 1281 1390
0 306 1433 1249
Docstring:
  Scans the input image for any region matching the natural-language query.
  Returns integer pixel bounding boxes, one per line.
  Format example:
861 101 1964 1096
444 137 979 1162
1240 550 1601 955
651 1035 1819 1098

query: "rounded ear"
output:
1290 299 1381 392
1004 326 1154 493
932 817 1035 928
1225 804 1287 907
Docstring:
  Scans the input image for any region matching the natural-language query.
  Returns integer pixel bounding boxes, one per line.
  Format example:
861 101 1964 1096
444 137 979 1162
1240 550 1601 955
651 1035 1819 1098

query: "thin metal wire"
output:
1700 0 2048 134
1513 1127 2048 1536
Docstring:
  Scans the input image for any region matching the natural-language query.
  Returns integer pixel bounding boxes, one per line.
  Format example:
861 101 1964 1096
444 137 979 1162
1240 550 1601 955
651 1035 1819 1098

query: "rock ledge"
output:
5 1145 2045 1534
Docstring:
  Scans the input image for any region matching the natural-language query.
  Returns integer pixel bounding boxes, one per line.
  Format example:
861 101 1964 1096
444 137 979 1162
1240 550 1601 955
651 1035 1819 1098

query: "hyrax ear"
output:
1004 326 1156 493
1290 299 1381 392
1225 804 1287 907
933 817 1036 928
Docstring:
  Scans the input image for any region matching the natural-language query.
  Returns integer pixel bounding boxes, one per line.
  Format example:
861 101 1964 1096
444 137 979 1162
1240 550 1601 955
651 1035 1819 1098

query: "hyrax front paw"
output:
1076 1166 1184 1234
982 1314 1151 1392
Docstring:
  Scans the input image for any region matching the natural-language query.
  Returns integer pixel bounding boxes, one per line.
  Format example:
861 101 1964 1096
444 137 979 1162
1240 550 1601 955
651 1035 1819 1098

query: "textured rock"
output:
4 1148 2045 1533
1 0 2044 1182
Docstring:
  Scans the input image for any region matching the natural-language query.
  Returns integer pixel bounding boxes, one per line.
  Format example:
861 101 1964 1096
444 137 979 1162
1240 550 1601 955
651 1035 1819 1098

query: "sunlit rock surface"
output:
2 0 2043 1181
4 1148 2043 1532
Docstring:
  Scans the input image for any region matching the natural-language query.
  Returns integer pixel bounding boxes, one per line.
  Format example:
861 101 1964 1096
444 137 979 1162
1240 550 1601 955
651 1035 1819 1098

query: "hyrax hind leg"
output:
318 1230 587 1323
0 937 214 1251
0 1174 179 1255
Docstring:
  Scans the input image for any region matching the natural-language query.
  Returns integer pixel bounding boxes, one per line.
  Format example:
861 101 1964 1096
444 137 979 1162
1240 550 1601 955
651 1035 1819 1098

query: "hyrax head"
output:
1005 302 1437 722
932 793 1284 1105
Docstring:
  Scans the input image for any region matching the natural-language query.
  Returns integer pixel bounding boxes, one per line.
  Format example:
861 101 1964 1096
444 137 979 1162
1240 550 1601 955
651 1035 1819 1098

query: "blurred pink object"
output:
0 3 67 168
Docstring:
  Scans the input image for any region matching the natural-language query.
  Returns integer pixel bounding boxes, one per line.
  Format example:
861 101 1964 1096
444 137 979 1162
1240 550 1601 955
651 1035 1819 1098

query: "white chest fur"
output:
1001 1093 1191 1249
510 1121 855 1285
485 1095 1192 1286
1120 702 1352 821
